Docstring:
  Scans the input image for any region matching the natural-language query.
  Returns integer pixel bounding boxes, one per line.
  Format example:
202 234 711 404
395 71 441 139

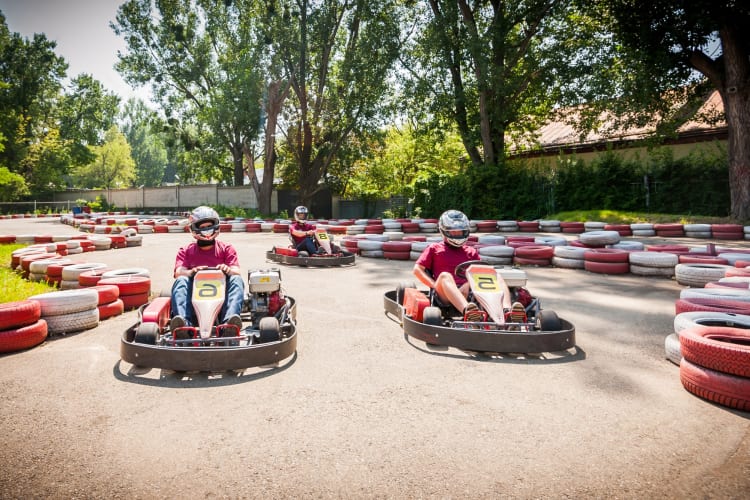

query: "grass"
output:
0 244 57 303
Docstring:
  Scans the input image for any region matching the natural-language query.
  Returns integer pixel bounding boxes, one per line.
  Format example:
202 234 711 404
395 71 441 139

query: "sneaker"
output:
463 303 484 322
315 247 327 255
509 302 526 323
170 315 187 331
226 314 243 331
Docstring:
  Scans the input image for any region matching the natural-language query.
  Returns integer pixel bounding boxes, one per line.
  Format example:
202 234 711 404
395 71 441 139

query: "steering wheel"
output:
454 260 492 279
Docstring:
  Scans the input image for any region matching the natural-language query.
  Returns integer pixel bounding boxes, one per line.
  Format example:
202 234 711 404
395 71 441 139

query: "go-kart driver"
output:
170 206 245 332
413 209 524 323
289 205 325 255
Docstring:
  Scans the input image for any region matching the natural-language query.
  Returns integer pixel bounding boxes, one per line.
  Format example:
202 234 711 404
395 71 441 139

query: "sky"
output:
0 0 151 103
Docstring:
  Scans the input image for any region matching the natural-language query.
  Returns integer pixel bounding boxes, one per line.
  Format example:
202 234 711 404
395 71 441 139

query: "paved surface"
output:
0 217 748 499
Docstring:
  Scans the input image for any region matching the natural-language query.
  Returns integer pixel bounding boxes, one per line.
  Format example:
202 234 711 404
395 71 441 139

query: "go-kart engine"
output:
248 269 283 316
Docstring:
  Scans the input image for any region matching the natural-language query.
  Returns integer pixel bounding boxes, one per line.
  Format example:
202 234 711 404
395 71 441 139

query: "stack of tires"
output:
0 300 47 353
583 248 629 275
97 268 151 310
28 289 99 335
92 284 125 320
678 324 750 411
629 251 678 278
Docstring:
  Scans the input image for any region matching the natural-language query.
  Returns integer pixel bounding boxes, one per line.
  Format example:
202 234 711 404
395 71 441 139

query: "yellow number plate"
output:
470 273 500 292
194 280 225 300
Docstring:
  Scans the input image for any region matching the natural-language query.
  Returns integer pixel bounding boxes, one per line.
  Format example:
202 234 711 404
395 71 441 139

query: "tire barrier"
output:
664 333 682 365
679 358 750 411
629 251 678 278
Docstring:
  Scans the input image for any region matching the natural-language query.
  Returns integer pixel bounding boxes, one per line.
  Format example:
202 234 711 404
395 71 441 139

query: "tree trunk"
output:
721 23 750 221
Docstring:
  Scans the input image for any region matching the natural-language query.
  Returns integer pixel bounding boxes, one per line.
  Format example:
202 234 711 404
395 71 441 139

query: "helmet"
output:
439 209 470 247
189 206 220 242
294 206 309 222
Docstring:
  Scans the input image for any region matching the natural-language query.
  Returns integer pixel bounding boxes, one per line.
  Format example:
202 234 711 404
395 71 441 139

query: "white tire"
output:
579 230 620 246
717 252 750 266
609 241 644 251
357 240 384 251
478 245 514 257
675 263 730 287
478 235 506 245
679 287 750 302
29 289 99 316
101 267 150 279
674 311 750 333
535 236 567 246
410 241 430 252
629 264 674 277
664 333 682 366
45 308 99 335
383 231 404 240
554 245 586 259
632 229 656 237
552 256 585 269
479 256 513 265
360 250 384 258
61 263 108 282
583 221 606 231
59 279 81 290
629 251 679 267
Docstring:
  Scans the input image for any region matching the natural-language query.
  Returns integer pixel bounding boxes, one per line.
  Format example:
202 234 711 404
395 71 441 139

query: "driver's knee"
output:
435 272 457 290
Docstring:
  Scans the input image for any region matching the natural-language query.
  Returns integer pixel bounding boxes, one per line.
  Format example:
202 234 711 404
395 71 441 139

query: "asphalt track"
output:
0 217 748 499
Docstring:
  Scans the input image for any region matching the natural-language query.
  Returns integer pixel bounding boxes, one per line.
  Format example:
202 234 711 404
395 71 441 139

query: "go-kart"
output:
266 227 355 267
121 267 297 371
383 261 575 354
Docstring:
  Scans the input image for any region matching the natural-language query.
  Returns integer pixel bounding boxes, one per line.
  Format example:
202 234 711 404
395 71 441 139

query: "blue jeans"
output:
295 236 317 254
170 274 245 326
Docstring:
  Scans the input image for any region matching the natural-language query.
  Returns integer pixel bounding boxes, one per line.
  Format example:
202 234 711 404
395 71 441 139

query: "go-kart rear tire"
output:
396 281 417 305
538 310 562 331
134 323 159 345
258 317 280 343
423 307 442 326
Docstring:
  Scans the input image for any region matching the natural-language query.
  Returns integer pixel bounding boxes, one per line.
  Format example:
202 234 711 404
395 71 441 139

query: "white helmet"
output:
439 209 470 247
294 206 309 222
189 206 220 242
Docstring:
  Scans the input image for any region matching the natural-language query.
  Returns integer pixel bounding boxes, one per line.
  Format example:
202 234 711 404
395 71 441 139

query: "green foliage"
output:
72 126 135 189
0 166 28 201
0 244 57 302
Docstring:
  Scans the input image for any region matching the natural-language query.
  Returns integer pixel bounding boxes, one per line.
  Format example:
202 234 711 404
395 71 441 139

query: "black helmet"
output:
189 206 220 242
294 206 309 222
439 210 470 247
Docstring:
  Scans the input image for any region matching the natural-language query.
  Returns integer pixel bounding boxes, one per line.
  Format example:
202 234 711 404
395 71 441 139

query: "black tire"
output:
537 310 562 331
422 306 442 326
258 316 280 343
396 281 417 305
134 322 158 345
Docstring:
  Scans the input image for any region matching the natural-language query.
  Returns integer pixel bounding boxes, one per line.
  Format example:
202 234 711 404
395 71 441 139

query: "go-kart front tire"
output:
423 307 442 326
134 322 159 345
537 310 562 331
396 281 417 305
258 317 280 343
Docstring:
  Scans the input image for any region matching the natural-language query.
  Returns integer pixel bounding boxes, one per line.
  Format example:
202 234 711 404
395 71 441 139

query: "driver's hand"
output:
191 265 208 275
217 264 230 274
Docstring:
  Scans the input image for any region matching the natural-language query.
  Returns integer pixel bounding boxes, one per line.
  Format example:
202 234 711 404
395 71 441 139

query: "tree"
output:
590 1 750 221
266 0 403 207
73 126 135 189
121 98 168 187
113 0 266 190
404 1 587 170
57 74 121 167
0 11 67 193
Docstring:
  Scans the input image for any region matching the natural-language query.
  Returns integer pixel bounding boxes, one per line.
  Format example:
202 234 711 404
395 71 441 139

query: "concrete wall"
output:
53 185 274 213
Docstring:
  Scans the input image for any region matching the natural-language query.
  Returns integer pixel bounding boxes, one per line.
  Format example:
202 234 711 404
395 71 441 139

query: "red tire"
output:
92 284 120 305
0 319 48 353
272 223 289 233
46 261 78 279
560 222 585 234
120 292 150 310
514 245 554 259
21 252 59 272
583 248 630 263
0 235 16 243
383 251 411 260
679 358 750 411
382 241 413 252
78 267 113 287
0 300 41 330
674 297 750 315
584 260 630 274
679 325 750 377
646 244 690 253
98 299 125 320
725 267 750 278
604 224 632 236
678 254 729 265
97 276 151 295
517 221 539 232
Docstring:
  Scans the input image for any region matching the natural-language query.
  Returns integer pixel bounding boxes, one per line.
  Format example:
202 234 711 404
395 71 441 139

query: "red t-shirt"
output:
416 241 480 287
174 240 240 272
289 221 315 245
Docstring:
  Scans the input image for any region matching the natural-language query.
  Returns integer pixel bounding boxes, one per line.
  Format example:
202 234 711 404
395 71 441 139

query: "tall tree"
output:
266 0 402 207
112 0 266 192
0 11 67 193
590 1 750 221
73 126 135 189
57 74 121 167
405 1 583 169
121 98 168 187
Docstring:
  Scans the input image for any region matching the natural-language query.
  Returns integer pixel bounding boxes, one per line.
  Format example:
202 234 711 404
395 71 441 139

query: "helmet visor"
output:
444 228 469 239
192 221 219 237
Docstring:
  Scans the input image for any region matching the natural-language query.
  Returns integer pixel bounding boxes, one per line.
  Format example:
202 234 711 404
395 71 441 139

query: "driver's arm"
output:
413 263 436 289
